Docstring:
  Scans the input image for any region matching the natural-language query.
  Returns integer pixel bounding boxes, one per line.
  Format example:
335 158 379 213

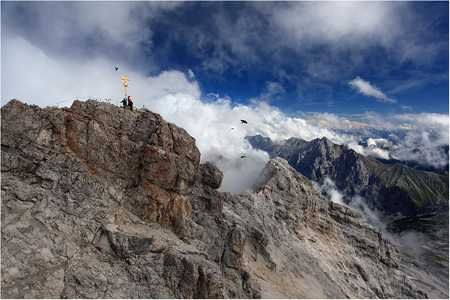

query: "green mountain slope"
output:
366 159 449 208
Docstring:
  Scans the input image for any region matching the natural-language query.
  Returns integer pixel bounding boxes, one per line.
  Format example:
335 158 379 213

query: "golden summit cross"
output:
121 75 130 97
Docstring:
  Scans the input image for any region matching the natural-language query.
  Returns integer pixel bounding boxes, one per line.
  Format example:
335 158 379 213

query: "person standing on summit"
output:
128 96 133 111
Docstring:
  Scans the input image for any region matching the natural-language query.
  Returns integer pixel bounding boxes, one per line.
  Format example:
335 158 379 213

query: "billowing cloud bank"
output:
2 36 448 193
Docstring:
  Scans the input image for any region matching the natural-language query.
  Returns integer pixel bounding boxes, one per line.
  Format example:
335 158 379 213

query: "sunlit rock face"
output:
1 99 426 298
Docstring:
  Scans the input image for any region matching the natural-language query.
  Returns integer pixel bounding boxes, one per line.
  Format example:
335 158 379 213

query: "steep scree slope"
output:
2 99 425 298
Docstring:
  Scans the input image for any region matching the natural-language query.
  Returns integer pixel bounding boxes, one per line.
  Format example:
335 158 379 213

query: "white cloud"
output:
363 112 449 167
313 177 346 206
270 2 396 45
314 176 434 257
267 1 446 72
1 35 266 193
348 76 396 103
1 1 183 75
367 138 392 150
2 36 120 107
313 112 342 126
1 35 341 192
2 32 448 196
304 112 381 131
70 2 150 46
401 104 413 113
361 111 397 130
259 81 286 101
1 36 200 108
297 110 448 168
313 177 387 232
395 112 449 128
365 138 392 160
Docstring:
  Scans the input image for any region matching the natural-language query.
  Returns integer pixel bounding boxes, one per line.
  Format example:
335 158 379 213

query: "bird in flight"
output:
241 120 248 124
115 67 119 71
241 156 246 158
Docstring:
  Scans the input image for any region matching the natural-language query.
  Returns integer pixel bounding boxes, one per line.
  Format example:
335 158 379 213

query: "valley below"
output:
389 203 449 298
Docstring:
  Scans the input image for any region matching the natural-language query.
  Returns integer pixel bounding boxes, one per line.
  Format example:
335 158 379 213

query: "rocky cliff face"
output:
2 99 426 298
247 134 449 219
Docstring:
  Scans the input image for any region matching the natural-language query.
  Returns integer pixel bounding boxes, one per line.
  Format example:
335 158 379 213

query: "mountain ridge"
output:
247 134 449 218
247 133 449 298
1 99 427 298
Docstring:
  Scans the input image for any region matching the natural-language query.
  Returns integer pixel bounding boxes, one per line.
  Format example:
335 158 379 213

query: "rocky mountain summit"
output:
2 99 426 298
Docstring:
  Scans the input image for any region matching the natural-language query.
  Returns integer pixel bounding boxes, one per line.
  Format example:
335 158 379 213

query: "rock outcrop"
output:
2 99 426 298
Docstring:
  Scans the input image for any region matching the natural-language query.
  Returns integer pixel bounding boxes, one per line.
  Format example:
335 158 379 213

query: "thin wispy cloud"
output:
259 81 286 101
348 76 396 103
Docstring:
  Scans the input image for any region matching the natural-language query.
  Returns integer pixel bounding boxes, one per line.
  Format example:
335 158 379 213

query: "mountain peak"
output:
247 134 449 216
254 157 320 198
1 99 426 298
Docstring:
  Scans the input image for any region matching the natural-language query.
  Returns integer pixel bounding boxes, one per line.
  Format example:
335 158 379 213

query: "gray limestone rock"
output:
2 99 426 298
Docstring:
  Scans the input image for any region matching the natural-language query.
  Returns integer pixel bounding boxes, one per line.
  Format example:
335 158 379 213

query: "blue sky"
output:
2 1 449 192
2 1 448 116
144 1 449 116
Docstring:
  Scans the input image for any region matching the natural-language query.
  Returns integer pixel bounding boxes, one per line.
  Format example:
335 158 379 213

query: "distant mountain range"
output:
247 134 449 220
246 134 450 296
